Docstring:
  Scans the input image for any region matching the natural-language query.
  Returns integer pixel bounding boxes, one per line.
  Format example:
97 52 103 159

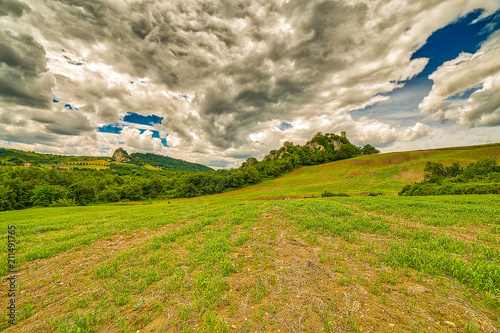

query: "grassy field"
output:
1 144 500 332
221 143 500 199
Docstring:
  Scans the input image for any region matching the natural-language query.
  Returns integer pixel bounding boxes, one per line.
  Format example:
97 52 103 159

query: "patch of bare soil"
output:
2 208 498 332
143 208 499 332
0 223 181 332
213 229 498 332
396 170 424 182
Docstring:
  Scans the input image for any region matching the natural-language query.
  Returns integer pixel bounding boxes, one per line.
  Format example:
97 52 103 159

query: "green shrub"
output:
98 188 120 202
321 191 350 197
50 198 77 207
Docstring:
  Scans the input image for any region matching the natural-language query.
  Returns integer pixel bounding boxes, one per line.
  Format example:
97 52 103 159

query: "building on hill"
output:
24 162 31 167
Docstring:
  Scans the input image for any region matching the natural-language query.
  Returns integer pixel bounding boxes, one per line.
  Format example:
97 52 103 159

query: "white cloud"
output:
419 30 500 126
120 127 164 152
352 119 430 145
0 0 499 165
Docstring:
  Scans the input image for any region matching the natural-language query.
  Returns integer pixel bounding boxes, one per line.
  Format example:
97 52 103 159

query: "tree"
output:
30 185 64 207
339 144 360 159
120 183 144 201
360 144 380 155
464 157 498 178
424 162 446 182
68 180 98 205
143 177 164 198
0 185 15 211
98 187 120 202
445 162 462 178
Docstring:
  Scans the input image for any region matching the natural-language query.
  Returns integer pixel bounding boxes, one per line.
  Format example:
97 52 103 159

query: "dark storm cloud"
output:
192 0 386 147
0 132 57 145
29 109 94 135
0 0 30 17
0 30 54 108
1 0 498 160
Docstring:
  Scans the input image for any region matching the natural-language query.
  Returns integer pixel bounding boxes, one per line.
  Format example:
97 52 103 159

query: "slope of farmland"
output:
1 143 500 332
1 195 500 332
222 143 500 199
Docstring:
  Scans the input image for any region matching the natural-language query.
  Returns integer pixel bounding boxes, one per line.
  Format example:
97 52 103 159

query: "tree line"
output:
399 157 500 196
0 134 379 211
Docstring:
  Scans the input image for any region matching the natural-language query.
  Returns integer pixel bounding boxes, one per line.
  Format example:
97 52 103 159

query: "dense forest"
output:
399 158 500 196
0 133 379 211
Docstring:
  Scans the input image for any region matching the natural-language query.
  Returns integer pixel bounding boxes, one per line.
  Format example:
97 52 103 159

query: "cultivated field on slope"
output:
1 194 499 332
220 144 500 199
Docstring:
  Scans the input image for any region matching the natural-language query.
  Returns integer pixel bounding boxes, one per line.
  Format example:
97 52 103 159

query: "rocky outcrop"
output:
112 148 131 162
305 141 326 151
242 157 258 167
263 132 348 161
264 141 295 160
305 132 344 151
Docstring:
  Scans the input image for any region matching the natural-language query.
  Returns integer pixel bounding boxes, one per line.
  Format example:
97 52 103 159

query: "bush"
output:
30 185 65 207
50 198 77 207
401 158 500 196
98 188 121 202
68 180 98 205
400 182 500 196
321 191 350 197
120 183 143 201
360 144 380 155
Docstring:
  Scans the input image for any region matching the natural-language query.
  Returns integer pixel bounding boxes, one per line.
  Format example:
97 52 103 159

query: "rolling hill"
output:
1 143 500 332
0 147 212 173
220 143 500 199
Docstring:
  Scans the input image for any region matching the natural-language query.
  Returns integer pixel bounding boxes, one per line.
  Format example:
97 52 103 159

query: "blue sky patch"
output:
64 104 72 110
279 122 293 131
98 124 123 134
52 98 59 103
352 9 499 125
123 112 164 126
412 9 499 78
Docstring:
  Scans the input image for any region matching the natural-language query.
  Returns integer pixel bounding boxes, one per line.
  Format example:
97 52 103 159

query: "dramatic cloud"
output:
0 0 499 166
354 120 430 146
120 127 165 152
419 30 500 126
0 0 31 18
0 30 55 108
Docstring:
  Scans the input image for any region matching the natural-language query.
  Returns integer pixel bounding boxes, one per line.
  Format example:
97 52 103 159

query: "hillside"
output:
1 143 500 332
0 147 212 173
220 143 500 199
1 190 499 332
129 152 213 172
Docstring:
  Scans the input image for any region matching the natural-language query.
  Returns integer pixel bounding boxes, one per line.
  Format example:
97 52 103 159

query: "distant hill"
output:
219 143 500 199
127 152 213 172
0 147 213 173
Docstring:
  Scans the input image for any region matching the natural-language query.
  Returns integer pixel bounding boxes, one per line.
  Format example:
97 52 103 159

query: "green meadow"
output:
1 144 500 332
220 143 500 199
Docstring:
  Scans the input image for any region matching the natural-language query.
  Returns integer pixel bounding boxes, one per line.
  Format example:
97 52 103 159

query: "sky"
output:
1 0 500 169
